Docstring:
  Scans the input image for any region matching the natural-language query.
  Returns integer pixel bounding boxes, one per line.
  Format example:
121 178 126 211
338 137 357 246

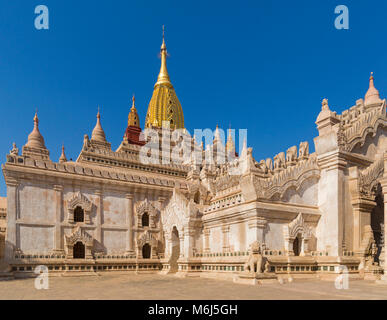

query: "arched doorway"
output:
74 206 84 222
73 241 85 259
293 234 302 256
142 243 151 259
169 226 180 272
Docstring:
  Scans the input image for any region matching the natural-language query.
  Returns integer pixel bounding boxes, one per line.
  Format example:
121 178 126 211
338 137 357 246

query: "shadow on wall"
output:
0 240 13 272
92 239 106 255
168 226 180 273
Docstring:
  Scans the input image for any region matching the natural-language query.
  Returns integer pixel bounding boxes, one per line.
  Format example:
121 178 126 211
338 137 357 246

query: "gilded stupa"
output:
145 27 184 129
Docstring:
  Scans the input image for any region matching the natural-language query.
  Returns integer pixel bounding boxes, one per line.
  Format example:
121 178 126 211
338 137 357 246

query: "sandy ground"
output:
0 273 386 300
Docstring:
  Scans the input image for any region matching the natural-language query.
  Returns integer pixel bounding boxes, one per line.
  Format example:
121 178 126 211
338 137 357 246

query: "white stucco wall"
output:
103 192 126 226
228 222 247 252
19 225 54 253
103 230 127 254
265 222 285 250
19 184 56 223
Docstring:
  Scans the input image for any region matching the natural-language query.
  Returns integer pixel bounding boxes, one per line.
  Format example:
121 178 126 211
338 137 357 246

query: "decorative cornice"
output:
3 156 188 192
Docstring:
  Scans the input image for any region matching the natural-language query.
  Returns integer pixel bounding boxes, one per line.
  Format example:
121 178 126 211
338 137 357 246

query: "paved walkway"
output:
0 274 386 300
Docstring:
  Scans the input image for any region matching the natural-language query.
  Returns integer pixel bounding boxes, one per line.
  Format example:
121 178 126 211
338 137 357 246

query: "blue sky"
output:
0 0 386 195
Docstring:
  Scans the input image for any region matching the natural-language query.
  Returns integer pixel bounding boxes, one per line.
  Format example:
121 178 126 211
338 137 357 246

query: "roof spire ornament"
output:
321 98 329 111
213 124 222 144
25 111 47 149
226 127 236 155
145 28 184 129
156 25 171 86
91 107 107 143
127 94 140 128
59 144 67 163
365 72 381 106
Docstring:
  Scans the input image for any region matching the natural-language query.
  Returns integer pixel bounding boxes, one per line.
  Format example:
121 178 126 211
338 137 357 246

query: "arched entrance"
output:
74 206 84 222
293 234 302 256
169 226 180 272
142 243 151 259
73 241 85 259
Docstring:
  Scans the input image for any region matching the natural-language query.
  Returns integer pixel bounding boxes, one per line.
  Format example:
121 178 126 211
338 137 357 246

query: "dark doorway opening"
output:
74 206 84 222
293 234 302 256
142 213 149 227
169 226 180 272
142 243 151 258
73 241 85 259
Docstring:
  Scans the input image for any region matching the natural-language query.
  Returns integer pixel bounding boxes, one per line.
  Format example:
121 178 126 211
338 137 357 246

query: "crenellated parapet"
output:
255 141 310 174
252 153 319 200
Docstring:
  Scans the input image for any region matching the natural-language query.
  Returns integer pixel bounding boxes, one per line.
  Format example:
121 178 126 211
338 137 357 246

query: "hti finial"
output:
131 94 136 110
162 25 165 40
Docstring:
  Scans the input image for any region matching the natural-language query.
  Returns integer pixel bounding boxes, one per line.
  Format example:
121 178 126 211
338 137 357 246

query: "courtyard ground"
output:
0 273 386 300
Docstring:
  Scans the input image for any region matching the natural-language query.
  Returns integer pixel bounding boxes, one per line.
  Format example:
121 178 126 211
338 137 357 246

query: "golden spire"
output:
59 144 67 163
145 27 184 129
156 25 171 86
128 94 140 128
25 111 47 149
365 72 381 106
91 107 107 142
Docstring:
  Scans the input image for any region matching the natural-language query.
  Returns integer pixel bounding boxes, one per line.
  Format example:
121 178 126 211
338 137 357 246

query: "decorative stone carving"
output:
298 141 309 159
67 192 93 224
136 229 158 258
286 146 297 164
253 154 320 200
342 102 386 151
10 143 19 156
214 174 240 193
359 158 384 199
283 213 312 256
64 225 94 259
337 122 350 152
82 134 91 151
244 241 264 274
273 152 286 171
266 158 273 171
136 198 158 228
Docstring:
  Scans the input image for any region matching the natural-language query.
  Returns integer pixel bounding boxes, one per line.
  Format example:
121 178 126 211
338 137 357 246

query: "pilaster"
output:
4 178 18 261
53 184 64 253
126 193 134 254
94 190 103 243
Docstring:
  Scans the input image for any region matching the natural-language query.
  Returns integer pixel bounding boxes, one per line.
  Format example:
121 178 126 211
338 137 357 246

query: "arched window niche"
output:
283 213 312 256
67 192 92 224
136 199 158 229
74 206 84 222
142 212 149 227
